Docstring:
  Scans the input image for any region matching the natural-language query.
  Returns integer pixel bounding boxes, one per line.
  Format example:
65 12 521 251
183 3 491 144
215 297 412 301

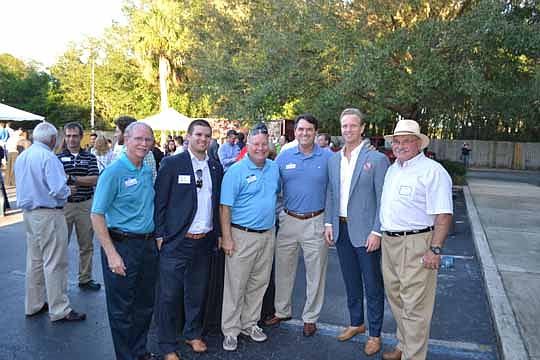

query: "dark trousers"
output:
0 170 9 212
156 234 212 355
101 237 158 360
336 222 384 336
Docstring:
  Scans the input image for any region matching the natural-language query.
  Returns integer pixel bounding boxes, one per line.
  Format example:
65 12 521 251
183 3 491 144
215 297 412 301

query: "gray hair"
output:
124 122 154 139
33 121 58 145
340 108 366 125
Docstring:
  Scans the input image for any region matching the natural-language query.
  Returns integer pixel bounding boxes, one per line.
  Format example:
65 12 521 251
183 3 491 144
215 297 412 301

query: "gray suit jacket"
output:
324 141 390 247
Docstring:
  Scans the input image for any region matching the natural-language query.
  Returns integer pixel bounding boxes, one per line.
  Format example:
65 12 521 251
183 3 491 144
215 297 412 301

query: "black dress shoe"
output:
78 280 101 291
56 310 87 322
137 353 156 360
26 302 48 317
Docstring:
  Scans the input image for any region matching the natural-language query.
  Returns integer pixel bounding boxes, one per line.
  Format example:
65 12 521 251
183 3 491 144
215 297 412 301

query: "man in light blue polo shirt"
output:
220 123 280 352
264 114 332 337
91 122 158 360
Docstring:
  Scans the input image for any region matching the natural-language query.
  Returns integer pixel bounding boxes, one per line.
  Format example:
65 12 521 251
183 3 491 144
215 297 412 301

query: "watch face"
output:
431 247 441 255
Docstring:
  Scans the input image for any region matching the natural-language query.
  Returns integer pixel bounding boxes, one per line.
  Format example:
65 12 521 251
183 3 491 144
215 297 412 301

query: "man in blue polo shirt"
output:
220 123 280 352
91 122 158 360
264 114 332 337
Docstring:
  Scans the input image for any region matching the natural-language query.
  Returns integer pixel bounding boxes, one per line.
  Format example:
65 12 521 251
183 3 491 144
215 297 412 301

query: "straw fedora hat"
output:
384 119 430 150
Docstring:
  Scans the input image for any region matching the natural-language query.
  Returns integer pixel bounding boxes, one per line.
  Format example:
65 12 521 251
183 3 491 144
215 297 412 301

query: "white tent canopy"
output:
140 108 191 131
0 103 45 121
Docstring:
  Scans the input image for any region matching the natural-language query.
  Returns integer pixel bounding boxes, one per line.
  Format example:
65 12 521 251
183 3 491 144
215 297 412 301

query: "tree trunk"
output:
159 55 169 112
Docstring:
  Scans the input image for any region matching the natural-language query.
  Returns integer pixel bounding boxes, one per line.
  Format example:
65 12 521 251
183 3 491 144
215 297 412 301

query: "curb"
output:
463 185 529 360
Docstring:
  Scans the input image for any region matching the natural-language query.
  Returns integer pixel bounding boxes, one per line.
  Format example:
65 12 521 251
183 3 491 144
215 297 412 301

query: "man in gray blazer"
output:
324 108 389 356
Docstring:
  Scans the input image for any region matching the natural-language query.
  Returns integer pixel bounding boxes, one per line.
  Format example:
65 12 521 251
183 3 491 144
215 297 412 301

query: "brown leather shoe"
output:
382 348 402 360
303 322 317 337
185 339 207 353
264 315 292 326
163 351 180 360
364 336 381 356
337 324 366 341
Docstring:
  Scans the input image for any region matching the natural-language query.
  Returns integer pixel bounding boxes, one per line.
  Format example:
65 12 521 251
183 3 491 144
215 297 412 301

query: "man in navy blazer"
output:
324 108 389 356
154 119 223 360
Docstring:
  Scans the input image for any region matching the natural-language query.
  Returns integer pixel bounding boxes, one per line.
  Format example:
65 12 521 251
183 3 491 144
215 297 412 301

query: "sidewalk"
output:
465 177 540 360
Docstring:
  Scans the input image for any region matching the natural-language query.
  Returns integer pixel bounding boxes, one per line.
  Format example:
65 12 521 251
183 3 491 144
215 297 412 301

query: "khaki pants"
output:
24 208 71 321
221 227 275 336
5 151 17 187
274 211 328 323
64 198 94 283
382 231 437 360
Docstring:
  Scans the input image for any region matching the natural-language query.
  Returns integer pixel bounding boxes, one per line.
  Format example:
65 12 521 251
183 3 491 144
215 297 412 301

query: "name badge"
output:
124 177 138 187
285 163 296 170
178 175 191 184
399 186 412 196
246 175 257 184
60 157 71 162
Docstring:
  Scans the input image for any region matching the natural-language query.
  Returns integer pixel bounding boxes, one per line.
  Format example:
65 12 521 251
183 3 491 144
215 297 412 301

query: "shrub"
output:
438 160 467 185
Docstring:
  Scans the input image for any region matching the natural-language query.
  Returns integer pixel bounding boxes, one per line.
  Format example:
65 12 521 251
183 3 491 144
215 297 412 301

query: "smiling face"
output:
391 134 422 163
247 133 269 167
125 125 153 163
340 114 365 147
294 119 316 149
188 125 212 157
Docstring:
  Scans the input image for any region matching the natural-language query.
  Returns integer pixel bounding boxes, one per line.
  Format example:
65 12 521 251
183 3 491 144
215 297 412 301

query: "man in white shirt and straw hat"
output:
379 119 453 360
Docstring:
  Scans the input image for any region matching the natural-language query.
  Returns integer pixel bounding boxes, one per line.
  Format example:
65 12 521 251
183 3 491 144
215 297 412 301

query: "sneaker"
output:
223 335 238 351
241 325 268 342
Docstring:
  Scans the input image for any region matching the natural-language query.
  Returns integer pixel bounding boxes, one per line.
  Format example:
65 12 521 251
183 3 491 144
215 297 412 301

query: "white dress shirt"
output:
187 150 213 234
380 152 453 231
339 140 367 217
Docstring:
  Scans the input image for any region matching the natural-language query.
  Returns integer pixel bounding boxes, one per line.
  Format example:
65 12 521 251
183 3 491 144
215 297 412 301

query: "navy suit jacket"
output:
154 151 223 245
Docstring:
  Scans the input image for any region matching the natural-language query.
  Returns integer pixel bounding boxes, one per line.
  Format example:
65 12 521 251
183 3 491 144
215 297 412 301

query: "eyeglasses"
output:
196 169 203 189
131 136 154 144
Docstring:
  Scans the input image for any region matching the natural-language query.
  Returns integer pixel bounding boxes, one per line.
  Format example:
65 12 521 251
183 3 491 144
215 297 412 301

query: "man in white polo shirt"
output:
379 119 453 360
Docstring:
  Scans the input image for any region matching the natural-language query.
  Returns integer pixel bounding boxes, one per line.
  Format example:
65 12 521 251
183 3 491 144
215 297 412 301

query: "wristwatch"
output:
430 246 442 255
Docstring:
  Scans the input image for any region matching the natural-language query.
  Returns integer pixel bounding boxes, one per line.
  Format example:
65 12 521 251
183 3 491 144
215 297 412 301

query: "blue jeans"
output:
101 237 159 360
336 222 384 336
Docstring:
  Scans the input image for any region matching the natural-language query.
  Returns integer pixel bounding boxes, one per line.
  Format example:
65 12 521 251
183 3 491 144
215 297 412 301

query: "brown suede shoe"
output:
364 336 381 356
185 339 207 353
264 315 292 326
382 348 402 360
337 324 366 341
303 322 317 337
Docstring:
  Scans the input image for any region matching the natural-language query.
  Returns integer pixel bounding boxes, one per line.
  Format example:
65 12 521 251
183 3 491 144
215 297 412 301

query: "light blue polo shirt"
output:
276 143 332 213
220 155 280 230
92 153 155 234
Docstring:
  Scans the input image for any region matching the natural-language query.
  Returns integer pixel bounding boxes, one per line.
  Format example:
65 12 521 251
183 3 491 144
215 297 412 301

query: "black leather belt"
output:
284 208 324 220
339 216 348 223
68 197 92 203
385 226 434 237
231 223 270 234
36 206 64 210
109 228 155 241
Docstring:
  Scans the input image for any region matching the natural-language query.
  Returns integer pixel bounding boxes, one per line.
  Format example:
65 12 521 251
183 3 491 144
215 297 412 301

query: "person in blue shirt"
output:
218 129 240 172
91 122 158 360
264 114 332 337
220 123 280 352
15 121 86 322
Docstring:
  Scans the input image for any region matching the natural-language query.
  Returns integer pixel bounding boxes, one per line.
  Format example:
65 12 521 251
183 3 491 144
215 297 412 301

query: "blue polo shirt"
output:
220 155 280 230
92 153 155 234
277 144 332 213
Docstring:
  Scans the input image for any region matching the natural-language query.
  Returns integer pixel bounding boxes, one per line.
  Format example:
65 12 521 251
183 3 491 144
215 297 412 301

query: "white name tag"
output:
399 186 412 196
124 178 138 187
60 157 71 162
285 163 296 170
178 175 191 184
246 175 257 183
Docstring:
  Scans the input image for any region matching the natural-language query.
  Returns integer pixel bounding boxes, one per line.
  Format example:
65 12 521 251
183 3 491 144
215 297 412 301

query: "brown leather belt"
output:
339 216 348 223
284 208 324 220
185 232 208 240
